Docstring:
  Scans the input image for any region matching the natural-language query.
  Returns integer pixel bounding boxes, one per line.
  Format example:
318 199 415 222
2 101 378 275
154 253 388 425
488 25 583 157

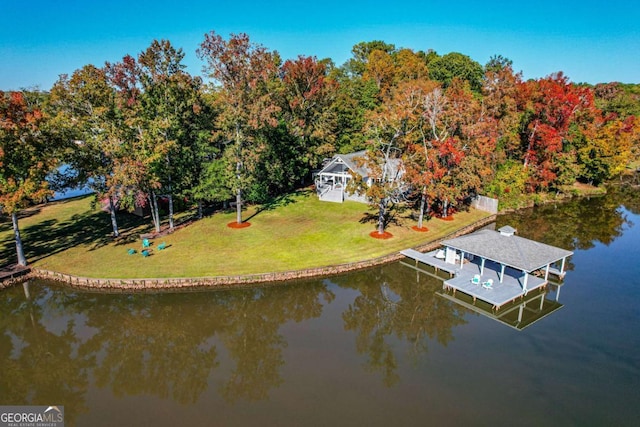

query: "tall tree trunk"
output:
523 122 537 168
235 149 243 224
417 190 427 229
443 199 449 218
168 194 174 230
150 191 161 233
108 195 119 237
166 159 174 230
378 198 386 235
12 212 27 266
236 187 242 224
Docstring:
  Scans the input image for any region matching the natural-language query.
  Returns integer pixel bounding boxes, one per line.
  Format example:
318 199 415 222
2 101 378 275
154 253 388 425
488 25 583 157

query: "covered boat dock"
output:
401 226 573 310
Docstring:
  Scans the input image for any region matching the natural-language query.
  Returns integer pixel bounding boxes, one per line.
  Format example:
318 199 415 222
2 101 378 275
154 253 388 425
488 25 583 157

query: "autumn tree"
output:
345 40 396 77
354 81 428 235
280 55 338 180
398 80 442 229
198 32 281 225
519 73 594 191
363 49 396 98
576 115 637 185
480 55 522 163
393 48 429 83
0 91 59 265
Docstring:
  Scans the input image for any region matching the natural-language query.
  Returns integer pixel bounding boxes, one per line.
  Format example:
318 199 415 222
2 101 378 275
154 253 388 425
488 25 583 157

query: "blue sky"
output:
1 0 638 90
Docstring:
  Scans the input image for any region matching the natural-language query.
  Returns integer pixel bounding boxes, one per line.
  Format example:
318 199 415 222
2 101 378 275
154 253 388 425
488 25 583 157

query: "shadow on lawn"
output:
244 191 309 222
0 207 149 266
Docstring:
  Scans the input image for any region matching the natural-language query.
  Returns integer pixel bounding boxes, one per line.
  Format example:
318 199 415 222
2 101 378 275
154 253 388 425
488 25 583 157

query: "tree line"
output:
2 33 639 264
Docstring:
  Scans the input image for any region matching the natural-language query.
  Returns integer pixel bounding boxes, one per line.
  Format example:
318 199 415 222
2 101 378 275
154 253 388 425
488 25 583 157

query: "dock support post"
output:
480 258 485 276
500 264 505 283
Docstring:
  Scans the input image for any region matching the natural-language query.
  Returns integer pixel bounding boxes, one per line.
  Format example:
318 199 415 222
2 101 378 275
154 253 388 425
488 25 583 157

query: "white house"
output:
314 150 403 203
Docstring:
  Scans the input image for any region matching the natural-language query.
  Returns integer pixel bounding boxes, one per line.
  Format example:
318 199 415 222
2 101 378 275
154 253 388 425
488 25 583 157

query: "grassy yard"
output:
1 191 492 279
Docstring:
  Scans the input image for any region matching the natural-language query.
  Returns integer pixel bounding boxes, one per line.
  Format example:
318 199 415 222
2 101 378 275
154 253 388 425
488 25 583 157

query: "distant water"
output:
1 185 639 426
52 186 93 201
50 164 94 200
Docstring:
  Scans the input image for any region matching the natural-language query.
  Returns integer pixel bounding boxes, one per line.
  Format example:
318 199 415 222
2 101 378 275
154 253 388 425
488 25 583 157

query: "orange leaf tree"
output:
0 91 59 266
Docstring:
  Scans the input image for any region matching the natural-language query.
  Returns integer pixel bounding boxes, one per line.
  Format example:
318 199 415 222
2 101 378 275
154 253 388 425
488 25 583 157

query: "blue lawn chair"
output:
141 249 150 257
127 248 136 255
158 242 166 250
142 238 151 248
471 274 481 285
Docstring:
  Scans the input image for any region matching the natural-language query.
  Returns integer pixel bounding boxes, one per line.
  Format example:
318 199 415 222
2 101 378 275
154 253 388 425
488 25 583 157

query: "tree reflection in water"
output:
0 279 335 415
336 265 467 387
0 282 91 426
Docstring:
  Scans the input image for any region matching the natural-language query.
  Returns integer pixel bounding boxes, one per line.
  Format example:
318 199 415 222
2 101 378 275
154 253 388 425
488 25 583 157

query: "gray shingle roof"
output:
335 151 369 178
442 229 573 272
321 150 403 180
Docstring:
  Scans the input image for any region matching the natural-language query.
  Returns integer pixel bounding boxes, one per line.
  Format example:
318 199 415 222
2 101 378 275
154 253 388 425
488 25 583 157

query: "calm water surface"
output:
2 187 640 426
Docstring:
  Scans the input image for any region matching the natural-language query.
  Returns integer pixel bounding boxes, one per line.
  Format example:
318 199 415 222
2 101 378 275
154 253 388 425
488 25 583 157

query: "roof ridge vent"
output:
498 225 517 237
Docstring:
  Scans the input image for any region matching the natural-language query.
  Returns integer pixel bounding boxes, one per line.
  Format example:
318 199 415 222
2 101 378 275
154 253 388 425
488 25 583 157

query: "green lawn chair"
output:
127 248 137 255
141 249 150 257
482 278 494 289
158 242 166 250
142 238 151 248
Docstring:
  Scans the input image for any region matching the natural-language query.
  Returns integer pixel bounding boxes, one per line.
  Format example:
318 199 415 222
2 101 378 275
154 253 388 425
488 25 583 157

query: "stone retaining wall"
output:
16 215 497 292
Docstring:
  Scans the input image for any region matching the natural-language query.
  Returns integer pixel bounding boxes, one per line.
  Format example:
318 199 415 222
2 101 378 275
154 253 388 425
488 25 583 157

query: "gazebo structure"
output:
401 226 573 310
314 151 369 203
314 150 403 203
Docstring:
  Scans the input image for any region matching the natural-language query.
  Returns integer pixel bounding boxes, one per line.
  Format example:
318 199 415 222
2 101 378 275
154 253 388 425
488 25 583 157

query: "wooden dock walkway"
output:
400 250 548 310
399 249 459 275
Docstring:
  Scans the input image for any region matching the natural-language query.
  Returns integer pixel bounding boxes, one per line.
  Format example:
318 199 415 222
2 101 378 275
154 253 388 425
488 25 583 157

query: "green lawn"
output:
1 191 492 279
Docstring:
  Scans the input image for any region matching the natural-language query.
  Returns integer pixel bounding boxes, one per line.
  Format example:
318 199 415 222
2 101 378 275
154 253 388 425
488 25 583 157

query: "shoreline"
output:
4 215 497 293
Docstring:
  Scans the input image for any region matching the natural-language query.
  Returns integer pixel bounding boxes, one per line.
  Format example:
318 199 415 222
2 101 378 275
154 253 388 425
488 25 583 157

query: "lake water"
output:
1 186 639 426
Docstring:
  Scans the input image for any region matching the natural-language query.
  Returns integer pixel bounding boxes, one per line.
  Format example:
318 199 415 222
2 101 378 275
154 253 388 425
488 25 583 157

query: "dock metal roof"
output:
441 229 573 272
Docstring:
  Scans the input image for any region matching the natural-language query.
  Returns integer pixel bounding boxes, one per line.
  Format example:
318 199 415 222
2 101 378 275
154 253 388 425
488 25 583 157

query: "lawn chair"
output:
141 249 150 257
482 278 494 289
157 242 166 250
127 248 137 255
142 238 151 248
471 274 481 285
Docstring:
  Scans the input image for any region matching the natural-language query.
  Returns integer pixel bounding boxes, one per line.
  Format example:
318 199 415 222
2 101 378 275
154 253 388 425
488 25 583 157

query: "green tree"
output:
48 65 123 237
138 39 205 231
428 52 484 93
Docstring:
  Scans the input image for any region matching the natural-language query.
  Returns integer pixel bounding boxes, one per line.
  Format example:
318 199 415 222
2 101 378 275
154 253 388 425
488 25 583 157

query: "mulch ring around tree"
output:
439 216 455 221
227 221 252 229
411 226 429 232
369 230 394 239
